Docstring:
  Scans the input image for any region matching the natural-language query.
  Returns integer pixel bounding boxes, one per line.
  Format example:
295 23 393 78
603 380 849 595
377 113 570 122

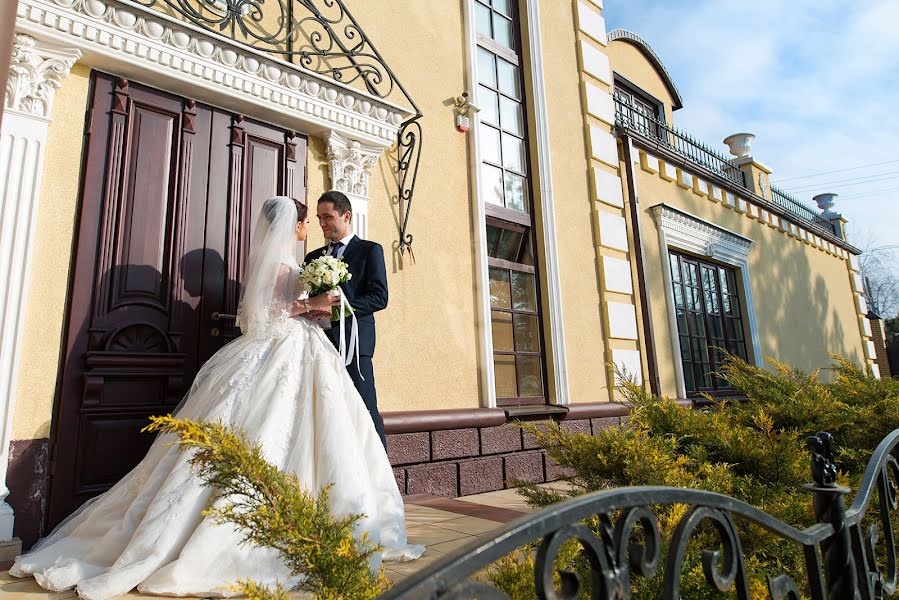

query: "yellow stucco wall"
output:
606 40 676 124
634 163 866 396
12 63 91 441
536 0 610 403
332 1 482 412
11 2 485 436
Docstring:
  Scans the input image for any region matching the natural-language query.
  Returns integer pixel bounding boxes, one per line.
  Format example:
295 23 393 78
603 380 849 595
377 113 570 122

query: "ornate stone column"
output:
0 33 80 542
326 131 382 240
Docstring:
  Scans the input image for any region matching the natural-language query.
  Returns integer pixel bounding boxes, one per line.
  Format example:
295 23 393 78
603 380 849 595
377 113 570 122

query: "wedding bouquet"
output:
298 255 353 321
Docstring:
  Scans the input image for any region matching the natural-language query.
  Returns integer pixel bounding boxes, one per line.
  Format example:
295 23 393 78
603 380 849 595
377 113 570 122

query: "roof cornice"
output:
607 28 684 110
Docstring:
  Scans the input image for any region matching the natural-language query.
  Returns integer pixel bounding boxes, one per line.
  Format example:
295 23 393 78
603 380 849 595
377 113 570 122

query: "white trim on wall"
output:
0 33 80 542
524 0 570 405
463 0 496 408
651 204 762 399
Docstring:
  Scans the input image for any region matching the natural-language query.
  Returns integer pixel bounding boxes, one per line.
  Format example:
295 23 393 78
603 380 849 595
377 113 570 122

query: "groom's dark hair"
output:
318 190 353 217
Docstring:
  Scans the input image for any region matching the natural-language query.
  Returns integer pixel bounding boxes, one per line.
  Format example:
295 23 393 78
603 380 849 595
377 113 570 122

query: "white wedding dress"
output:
10 197 424 600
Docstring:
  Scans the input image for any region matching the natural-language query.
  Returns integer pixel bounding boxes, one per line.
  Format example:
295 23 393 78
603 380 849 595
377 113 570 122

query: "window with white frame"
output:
474 0 547 406
653 205 761 399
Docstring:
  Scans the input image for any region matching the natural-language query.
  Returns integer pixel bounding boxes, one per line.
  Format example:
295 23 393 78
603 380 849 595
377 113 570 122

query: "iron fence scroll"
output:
382 429 899 599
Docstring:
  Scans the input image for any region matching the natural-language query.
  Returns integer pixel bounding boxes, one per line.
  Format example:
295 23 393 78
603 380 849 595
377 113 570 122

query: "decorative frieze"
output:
5 33 79 119
325 131 382 240
15 0 410 146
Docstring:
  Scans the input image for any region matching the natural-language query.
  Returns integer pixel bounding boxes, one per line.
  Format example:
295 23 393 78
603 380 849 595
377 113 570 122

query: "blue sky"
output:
604 0 899 254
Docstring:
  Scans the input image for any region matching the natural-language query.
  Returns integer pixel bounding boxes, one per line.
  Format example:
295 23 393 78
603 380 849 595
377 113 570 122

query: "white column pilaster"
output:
0 33 79 541
325 131 381 240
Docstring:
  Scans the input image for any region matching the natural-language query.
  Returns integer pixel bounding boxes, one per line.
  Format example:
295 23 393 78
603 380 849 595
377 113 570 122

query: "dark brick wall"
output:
387 416 621 497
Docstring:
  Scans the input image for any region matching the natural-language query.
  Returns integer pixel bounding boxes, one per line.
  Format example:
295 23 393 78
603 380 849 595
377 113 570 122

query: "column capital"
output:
326 131 382 199
5 33 81 120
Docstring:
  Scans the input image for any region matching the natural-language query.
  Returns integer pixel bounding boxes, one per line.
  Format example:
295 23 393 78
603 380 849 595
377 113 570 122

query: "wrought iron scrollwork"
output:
381 429 899 599
130 0 422 255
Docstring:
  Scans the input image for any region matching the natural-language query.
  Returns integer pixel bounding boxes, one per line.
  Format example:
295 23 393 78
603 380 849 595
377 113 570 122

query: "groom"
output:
305 191 389 449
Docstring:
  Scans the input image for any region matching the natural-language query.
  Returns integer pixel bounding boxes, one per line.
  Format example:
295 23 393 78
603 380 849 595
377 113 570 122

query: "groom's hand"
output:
302 310 332 320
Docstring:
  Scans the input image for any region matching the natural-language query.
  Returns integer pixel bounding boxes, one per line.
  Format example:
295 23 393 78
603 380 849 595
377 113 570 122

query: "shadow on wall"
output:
747 227 860 375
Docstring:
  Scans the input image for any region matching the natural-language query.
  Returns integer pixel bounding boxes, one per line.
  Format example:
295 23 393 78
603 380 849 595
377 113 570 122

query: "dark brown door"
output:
47 72 306 527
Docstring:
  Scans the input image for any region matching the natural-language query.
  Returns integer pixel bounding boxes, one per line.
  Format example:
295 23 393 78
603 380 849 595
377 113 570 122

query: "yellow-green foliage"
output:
484 355 899 598
144 416 390 600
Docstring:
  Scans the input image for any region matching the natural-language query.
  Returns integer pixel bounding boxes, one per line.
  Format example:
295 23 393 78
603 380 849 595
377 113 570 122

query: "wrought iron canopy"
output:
131 0 422 255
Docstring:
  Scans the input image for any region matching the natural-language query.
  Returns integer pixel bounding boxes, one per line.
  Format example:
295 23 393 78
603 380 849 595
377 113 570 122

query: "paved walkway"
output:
0 484 568 599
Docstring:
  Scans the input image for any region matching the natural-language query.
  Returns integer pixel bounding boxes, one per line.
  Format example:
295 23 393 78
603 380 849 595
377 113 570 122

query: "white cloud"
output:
605 0 899 248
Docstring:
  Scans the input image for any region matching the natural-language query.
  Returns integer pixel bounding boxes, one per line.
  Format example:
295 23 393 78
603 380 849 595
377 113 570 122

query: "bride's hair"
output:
263 197 307 224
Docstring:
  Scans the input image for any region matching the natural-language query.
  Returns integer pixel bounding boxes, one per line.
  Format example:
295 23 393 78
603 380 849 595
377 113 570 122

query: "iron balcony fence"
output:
613 91 746 188
770 185 838 236
613 93 837 238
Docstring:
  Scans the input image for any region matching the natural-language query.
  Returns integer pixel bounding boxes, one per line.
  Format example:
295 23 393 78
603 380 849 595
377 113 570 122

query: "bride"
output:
10 196 424 599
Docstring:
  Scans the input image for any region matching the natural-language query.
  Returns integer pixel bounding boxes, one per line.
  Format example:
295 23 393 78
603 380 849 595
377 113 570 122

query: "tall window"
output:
668 251 748 395
475 0 546 405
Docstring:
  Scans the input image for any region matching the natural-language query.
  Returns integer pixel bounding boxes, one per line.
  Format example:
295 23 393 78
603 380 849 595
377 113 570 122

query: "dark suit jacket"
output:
304 236 388 357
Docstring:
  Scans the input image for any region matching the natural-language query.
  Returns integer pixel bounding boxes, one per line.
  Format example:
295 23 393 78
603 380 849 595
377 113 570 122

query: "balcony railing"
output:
613 93 837 238
770 185 837 236
614 92 746 188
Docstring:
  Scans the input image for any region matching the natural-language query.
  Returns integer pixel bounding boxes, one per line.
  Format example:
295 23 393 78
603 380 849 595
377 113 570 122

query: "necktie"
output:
329 241 343 258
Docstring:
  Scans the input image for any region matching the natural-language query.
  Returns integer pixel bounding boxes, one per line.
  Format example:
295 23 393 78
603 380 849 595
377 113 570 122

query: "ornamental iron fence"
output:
614 92 838 239
383 429 899 599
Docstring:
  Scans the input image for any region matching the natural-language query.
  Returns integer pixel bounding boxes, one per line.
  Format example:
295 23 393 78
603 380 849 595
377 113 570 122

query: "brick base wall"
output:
386 413 629 498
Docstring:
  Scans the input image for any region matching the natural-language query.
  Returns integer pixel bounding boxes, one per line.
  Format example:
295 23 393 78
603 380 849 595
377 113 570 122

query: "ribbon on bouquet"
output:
335 285 363 380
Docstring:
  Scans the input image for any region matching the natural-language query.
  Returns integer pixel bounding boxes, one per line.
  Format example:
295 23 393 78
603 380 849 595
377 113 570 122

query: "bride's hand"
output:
308 292 341 312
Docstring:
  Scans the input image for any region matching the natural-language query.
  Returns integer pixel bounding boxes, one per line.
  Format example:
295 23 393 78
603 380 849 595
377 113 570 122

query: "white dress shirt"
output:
328 232 356 259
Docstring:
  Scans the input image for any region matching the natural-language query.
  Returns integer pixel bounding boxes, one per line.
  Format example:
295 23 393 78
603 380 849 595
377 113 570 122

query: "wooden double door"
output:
47 72 307 526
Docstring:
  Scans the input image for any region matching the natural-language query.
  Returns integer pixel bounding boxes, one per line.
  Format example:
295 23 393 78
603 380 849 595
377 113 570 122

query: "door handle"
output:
211 312 236 321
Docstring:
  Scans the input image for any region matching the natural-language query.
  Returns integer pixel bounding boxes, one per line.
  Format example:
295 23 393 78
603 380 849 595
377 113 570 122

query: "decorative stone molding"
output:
1 34 80 543
652 204 762 398
327 131 381 199
606 29 683 109
325 131 383 240
654 204 754 266
15 0 411 147
722 133 755 158
5 33 80 119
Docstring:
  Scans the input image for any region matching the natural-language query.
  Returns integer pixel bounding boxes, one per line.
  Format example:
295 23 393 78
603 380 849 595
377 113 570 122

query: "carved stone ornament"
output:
5 34 80 119
14 0 411 146
326 131 381 198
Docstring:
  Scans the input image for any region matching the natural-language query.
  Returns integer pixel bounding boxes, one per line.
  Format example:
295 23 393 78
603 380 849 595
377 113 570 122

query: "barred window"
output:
669 251 748 394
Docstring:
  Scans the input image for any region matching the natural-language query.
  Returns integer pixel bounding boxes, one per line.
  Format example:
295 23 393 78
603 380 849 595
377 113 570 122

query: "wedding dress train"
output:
11 197 423 600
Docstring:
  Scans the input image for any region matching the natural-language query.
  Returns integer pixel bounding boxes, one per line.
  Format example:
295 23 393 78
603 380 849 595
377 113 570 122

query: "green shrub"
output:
144 416 389 600
484 355 899 598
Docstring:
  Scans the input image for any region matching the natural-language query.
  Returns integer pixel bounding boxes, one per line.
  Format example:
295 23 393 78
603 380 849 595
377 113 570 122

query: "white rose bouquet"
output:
298 255 353 321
